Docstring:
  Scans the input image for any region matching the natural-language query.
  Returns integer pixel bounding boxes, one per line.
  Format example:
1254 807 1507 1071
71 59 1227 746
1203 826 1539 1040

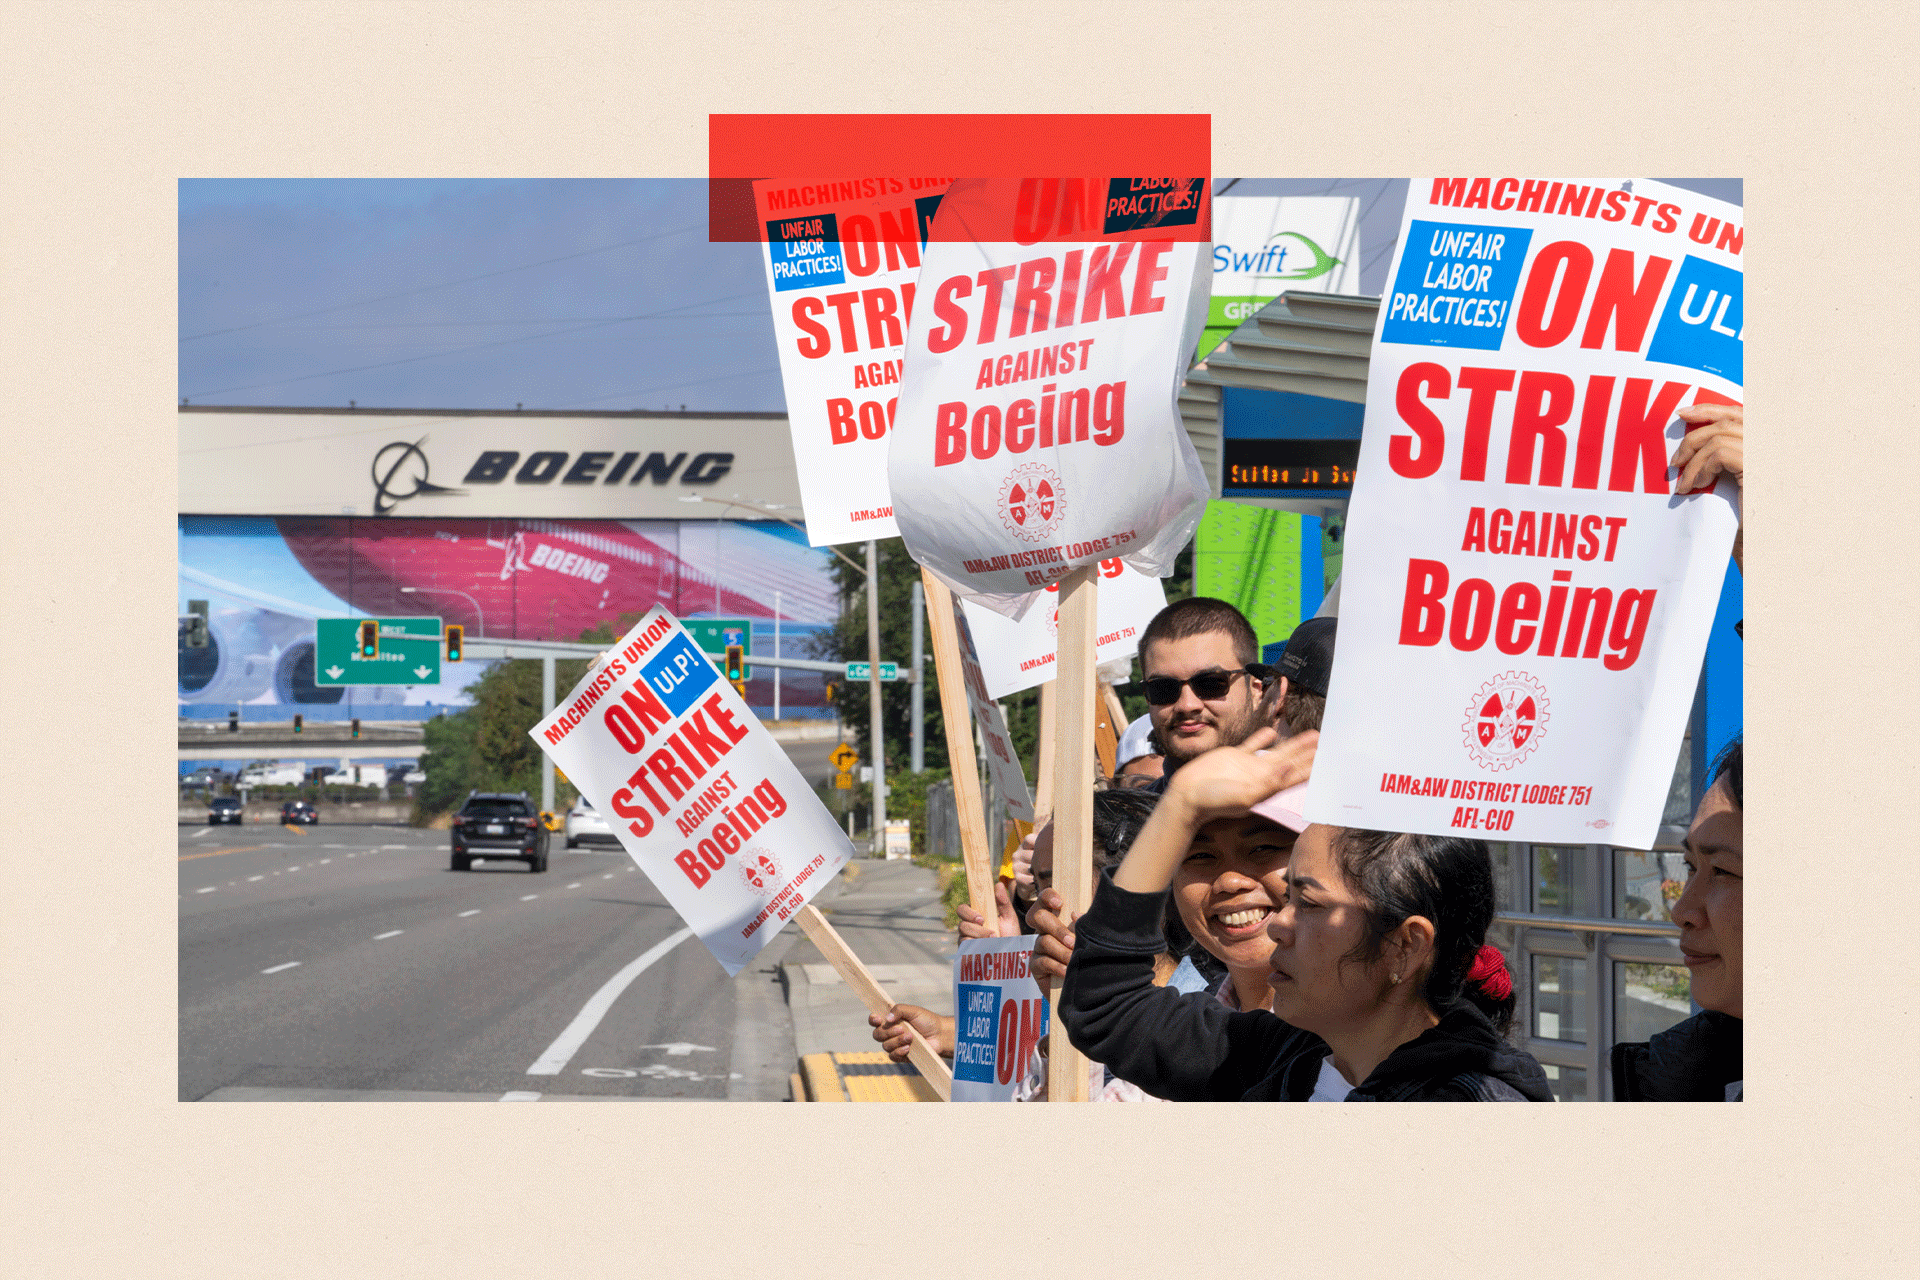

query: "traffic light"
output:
351 718 362 739
358 620 379 659
227 710 238 733
292 714 303 734
185 600 210 648
444 624 464 662
825 681 837 705
724 644 746 695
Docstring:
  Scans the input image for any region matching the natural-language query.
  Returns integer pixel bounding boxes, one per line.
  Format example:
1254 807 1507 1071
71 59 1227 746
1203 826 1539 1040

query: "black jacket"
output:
1060 873 1553 1102
1611 1010 1742 1101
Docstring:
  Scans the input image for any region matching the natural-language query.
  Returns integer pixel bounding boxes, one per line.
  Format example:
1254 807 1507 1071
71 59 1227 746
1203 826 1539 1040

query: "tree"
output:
413 617 628 820
810 537 1192 784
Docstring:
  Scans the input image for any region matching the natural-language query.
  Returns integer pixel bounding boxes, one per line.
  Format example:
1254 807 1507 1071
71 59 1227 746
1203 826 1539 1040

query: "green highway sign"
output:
845 662 901 681
684 617 752 679
315 617 443 686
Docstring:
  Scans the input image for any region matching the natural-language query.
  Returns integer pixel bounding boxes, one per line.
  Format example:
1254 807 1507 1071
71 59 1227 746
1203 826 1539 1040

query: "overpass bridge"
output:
178 719 425 763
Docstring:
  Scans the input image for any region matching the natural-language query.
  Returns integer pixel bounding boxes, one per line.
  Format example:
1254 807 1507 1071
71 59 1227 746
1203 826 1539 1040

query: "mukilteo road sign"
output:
844 661 901 681
829 743 860 772
683 617 752 680
315 617 443 686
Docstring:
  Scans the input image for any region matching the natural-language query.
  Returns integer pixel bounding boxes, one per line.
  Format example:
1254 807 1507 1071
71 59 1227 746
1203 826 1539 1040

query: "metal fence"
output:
922 778 960 860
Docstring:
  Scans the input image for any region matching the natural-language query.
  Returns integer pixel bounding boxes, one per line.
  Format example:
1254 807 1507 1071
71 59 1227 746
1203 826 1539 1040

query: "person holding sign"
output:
1611 741 1742 1101
1060 730 1554 1101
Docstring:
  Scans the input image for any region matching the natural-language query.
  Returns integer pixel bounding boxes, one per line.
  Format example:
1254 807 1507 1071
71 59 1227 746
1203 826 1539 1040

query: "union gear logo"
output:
1462 672 1550 771
998 463 1066 544
739 847 782 895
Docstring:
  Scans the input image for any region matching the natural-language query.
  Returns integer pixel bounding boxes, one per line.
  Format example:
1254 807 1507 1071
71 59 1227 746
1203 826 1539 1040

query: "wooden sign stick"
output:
797 904 952 1100
1093 681 1120 779
1047 564 1099 1103
918 568 999 925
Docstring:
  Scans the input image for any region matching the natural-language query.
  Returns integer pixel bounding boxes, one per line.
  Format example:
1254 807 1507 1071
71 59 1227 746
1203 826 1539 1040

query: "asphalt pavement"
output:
180 820 747 1101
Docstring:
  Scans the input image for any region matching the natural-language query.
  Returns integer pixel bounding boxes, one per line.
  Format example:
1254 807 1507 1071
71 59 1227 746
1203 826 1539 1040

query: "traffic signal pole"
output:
540 655 555 816
866 539 885 856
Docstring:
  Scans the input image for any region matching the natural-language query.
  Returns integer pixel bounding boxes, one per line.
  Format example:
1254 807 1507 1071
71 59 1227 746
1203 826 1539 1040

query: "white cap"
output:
1249 782 1311 833
1115 714 1156 767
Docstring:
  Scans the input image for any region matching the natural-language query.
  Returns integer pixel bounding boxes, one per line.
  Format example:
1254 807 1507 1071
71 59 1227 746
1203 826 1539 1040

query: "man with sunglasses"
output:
1133 597 1272 784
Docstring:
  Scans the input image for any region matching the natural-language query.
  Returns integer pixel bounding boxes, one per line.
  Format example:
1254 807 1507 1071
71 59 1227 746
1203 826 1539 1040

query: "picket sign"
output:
752 177 951 547
887 177 1214 618
951 935 1048 1102
529 607 854 976
1046 566 1100 1102
796 905 953 1100
918 568 1000 925
1306 178 1742 849
1101 685 1130 756
958 556 1167 701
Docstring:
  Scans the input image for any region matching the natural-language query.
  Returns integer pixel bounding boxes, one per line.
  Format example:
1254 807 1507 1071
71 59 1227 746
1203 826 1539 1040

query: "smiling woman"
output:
1059 729 1553 1101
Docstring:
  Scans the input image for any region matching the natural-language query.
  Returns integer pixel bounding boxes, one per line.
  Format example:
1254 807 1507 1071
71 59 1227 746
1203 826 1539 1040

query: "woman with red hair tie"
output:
1061 730 1551 1101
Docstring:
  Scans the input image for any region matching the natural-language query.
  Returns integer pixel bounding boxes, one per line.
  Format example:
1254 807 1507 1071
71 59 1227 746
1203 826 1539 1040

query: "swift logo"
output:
371 439 465 515
1211 231 1343 282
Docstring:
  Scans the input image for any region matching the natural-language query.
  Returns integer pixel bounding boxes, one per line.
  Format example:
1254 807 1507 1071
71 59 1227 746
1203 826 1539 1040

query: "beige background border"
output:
2 2 1914 1276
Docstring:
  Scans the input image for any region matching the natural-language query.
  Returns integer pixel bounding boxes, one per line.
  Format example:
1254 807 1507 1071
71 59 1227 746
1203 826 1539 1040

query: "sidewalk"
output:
779 858 958 1081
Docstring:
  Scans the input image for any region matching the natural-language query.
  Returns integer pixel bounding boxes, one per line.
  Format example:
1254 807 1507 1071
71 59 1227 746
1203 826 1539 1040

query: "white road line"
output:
525 926 696 1076
288 866 302 872
261 961 301 974
374 930 403 940
499 1091 542 1102
521 894 539 901
190 828 213 840
458 909 481 918
601 874 613 880
248 875 263 882
319 859 331 865
381 845 408 850
566 882 581 889
195 887 216 894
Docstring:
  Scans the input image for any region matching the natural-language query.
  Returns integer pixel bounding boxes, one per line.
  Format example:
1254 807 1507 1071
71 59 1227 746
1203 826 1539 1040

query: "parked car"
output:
207 796 243 825
564 797 616 849
280 800 319 825
450 791 549 873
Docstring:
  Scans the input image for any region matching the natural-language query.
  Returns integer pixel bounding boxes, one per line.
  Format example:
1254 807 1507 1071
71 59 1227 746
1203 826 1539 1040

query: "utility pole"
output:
540 655 555 815
866 539 885 856
909 579 925 773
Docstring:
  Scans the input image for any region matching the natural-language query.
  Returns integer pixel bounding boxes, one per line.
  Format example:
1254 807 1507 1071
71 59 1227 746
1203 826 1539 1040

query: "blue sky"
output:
178 178 1741 413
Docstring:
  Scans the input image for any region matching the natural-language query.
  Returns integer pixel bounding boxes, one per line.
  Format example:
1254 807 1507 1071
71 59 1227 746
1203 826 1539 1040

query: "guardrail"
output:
1493 911 1679 939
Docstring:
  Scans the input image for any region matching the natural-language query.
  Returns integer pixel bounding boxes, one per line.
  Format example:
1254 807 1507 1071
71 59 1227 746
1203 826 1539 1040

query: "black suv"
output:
208 796 243 825
280 800 319 825
451 792 549 873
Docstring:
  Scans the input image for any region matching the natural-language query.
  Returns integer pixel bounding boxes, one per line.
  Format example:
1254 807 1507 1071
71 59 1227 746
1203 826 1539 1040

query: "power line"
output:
552 364 784 410
182 290 765 401
266 311 765 331
180 222 706 342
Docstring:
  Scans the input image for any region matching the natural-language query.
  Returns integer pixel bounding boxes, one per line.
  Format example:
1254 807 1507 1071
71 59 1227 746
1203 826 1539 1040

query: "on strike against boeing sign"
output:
1305 178 1742 850
530 607 852 974
754 176 952 547
888 177 1213 617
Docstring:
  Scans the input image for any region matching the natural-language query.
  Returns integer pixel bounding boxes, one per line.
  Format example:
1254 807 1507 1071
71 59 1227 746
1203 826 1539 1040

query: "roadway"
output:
180 820 754 1101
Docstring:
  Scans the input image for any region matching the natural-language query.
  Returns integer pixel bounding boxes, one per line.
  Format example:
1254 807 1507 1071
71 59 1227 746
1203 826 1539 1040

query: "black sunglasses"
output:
1138 666 1263 706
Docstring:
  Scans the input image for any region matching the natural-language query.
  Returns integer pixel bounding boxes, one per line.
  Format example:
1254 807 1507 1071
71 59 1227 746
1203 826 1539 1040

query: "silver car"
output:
564 797 616 848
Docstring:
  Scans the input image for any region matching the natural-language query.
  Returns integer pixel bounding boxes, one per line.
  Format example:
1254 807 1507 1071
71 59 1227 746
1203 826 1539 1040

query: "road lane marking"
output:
319 859 331 865
248 875 263 881
381 845 408 850
374 930 403 940
284 825 306 835
189 828 213 840
178 845 268 862
566 882 581 889
458 909 481 917
195 886 216 894
525 926 696 1076
261 961 301 974
520 894 539 901
499 1091 541 1102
